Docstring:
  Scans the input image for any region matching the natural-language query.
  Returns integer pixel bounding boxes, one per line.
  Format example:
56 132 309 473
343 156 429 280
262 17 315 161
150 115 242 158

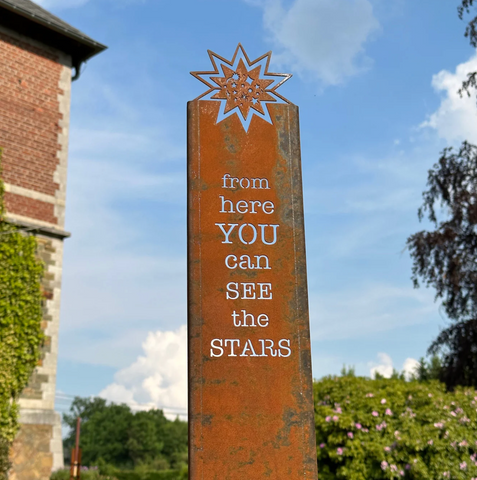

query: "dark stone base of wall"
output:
9 410 63 479
10 424 53 480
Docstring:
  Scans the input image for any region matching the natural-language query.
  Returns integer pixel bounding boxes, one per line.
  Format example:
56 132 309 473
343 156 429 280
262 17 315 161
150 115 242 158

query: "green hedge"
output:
114 470 186 480
51 468 187 480
315 375 477 480
54 377 477 480
51 469 117 480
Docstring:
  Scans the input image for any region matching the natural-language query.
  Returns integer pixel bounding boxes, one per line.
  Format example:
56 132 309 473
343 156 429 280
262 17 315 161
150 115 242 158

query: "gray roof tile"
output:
0 0 105 49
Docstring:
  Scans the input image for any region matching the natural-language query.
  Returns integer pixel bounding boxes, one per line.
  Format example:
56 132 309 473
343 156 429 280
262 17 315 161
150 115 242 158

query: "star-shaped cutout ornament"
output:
191 44 292 132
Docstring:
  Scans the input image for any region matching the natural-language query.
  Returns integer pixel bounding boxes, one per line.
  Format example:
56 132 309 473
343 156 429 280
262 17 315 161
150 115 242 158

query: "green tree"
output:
128 410 168 467
64 397 133 467
63 397 188 471
414 357 442 382
458 0 477 98
0 148 44 479
407 2 477 389
160 418 188 470
407 142 477 388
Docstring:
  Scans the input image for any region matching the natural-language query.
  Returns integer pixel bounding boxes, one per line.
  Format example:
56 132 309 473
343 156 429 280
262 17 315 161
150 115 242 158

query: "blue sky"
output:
36 0 477 417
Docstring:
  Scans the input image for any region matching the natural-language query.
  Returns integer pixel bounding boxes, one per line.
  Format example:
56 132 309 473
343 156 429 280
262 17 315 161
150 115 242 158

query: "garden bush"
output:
315 375 477 480
50 466 187 480
50 467 117 480
114 469 187 480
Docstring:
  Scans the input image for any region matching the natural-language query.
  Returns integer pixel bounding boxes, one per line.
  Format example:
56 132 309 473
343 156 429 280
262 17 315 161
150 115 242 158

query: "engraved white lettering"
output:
215 223 238 244
226 282 273 300
210 339 224 357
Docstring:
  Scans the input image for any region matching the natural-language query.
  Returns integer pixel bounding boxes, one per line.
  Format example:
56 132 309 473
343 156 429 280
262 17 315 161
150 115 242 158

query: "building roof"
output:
0 0 106 69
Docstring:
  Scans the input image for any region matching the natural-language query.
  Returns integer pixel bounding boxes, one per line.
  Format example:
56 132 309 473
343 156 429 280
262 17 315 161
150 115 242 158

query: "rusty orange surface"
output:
187 99 317 480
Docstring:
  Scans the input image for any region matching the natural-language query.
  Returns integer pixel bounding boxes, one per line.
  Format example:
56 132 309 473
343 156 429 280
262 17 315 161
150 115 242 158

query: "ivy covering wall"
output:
0 147 44 478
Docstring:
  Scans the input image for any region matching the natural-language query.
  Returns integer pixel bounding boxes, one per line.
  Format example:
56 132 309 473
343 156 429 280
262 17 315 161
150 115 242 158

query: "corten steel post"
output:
70 417 81 480
188 45 318 480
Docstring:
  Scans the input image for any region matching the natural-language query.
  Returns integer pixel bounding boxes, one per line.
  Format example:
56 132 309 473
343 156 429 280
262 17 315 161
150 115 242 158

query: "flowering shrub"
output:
315 376 477 480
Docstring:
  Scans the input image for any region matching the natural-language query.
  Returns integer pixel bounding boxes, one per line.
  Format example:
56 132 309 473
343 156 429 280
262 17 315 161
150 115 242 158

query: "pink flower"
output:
459 440 468 447
390 465 397 472
337 447 343 455
381 461 388 470
399 471 404 477
434 422 444 428
347 432 353 439
332 416 339 422
451 411 456 417
355 423 362 429
385 408 393 416
443 472 449 478
335 407 342 414
428 393 433 397
372 411 379 417
384 446 391 452
325 416 331 422
366 393 374 398
460 461 467 470
427 440 433 445
381 399 387 404
319 443 325 448
362 428 369 433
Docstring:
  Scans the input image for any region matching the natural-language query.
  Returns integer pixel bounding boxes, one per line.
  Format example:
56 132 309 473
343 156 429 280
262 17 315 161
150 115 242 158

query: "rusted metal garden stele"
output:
188 44 318 480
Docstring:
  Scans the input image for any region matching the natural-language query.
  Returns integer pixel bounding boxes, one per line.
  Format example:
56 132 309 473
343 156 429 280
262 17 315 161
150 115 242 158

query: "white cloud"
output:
59 153 187 368
369 352 393 378
250 0 380 85
99 326 187 419
369 353 419 379
402 357 419 380
421 53 477 144
311 284 438 341
59 67 187 370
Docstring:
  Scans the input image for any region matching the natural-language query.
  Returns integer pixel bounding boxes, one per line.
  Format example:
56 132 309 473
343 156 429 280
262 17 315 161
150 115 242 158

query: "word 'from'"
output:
222 174 270 190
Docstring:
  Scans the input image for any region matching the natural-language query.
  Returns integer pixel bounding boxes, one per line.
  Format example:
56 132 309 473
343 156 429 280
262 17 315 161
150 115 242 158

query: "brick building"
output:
0 1 105 478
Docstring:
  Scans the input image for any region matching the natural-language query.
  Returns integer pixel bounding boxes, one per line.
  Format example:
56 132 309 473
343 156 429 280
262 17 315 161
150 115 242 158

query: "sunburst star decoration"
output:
191 44 292 132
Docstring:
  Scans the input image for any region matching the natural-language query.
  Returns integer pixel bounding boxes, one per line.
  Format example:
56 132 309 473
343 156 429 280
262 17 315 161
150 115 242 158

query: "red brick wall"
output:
4 191 57 224
0 30 65 225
